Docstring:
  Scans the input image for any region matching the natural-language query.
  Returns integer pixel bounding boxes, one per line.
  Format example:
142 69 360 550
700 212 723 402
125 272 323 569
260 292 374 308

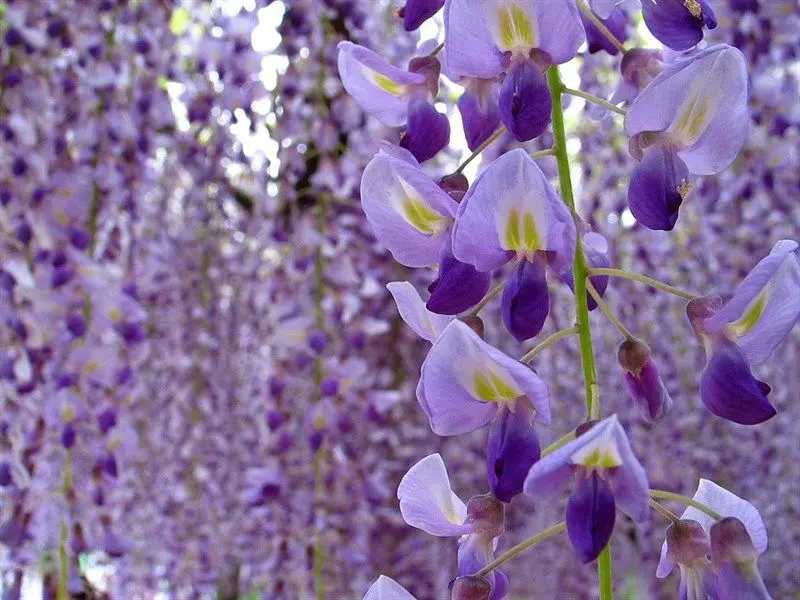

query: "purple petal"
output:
625 45 749 175
711 519 771 600
444 0 507 79
499 59 551 142
581 9 627 56
418 320 550 435
360 153 457 267
531 0 585 64
402 0 446 31
642 0 716 51
704 239 800 365
400 98 451 163
588 0 622 20
628 143 690 231
397 454 472 537
679 479 768 555
623 360 673 423
605 417 650 522
700 338 776 425
560 232 609 311
458 78 502 152
452 149 575 272
427 238 492 315
566 472 616 563
363 576 417 600
486 406 541 503
387 281 454 342
337 42 425 127
501 257 549 342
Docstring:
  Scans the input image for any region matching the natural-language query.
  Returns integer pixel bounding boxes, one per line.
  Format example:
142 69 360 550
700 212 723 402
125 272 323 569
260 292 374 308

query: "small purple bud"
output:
0 462 12 487
51 266 74 288
13 219 32 245
308 331 329 354
618 339 673 422
710 517 759 566
61 424 76 449
97 410 117 434
308 430 325 453
69 227 90 250
450 575 492 600
710 517 771 599
269 376 286 397
115 366 132 386
399 98 450 163
267 411 285 431
320 378 339 397
66 314 87 338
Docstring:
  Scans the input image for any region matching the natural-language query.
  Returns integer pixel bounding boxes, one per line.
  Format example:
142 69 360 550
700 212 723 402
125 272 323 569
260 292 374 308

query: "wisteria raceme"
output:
0 0 798 598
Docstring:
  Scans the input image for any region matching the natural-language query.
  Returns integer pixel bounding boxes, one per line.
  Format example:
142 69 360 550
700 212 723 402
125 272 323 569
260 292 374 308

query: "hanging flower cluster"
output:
339 0 799 598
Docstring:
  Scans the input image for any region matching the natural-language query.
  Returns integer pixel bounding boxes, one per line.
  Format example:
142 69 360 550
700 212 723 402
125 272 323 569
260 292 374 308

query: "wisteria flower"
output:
445 0 584 141
387 281 454 342
686 240 799 424
417 320 550 435
524 415 649 563
642 0 717 51
363 576 416 600
657 479 769 598
625 45 749 230
452 148 575 340
338 42 449 161
360 147 458 267
617 338 673 422
398 0 445 31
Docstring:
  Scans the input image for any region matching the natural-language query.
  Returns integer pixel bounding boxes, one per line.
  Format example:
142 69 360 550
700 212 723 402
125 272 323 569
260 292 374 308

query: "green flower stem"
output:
455 126 506 174
649 498 681 525
649 490 724 521
530 147 557 159
586 280 634 340
548 64 613 599
520 325 579 363
562 87 627 116
464 280 505 317
576 0 626 54
541 430 576 457
475 522 566 577
587 267 697 300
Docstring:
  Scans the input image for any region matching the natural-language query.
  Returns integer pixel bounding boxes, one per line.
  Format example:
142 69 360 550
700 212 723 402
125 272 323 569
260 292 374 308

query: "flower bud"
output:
460 316 485 339
466 493 504 540
618 339 673 422
665 519 710 569
710 517 758 565
438 173 469 203
451 575 492 600
710 517 771 599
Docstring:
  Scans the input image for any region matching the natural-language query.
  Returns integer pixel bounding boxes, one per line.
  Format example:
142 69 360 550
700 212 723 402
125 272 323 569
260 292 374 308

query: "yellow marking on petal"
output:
577 447 622 469
505 207 522 249
671 90 712 147
730 292 768 338
401 197 448 235
503 207 542 252
372 72 406 96
473 370 520 404
61 405 77 423
497 2 535 53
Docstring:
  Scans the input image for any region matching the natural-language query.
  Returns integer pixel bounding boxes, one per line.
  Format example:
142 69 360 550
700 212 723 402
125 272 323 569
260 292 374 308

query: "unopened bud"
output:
460 315 485 339
617 338 651 376
438 173 470 202
665 519 710 569
466 493 504 539
710 517 758 565
451 575 491 600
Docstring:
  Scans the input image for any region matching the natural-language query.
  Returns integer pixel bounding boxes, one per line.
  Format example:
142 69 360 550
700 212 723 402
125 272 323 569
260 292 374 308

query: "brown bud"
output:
451 575 492 600
460 315 485 339
617 338 651 376
466 493 505 539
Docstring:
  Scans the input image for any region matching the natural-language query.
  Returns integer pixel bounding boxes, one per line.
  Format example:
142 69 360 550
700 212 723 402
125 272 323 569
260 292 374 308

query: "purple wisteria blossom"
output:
524 416 650 562
642 0 717 51
417 320 551 435
687 240 799 424
452 149 575 341
625 44 749 230
445 0 585 141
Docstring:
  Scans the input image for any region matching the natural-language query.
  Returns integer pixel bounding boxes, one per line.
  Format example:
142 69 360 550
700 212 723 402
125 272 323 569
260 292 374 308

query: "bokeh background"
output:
0 0 798 598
